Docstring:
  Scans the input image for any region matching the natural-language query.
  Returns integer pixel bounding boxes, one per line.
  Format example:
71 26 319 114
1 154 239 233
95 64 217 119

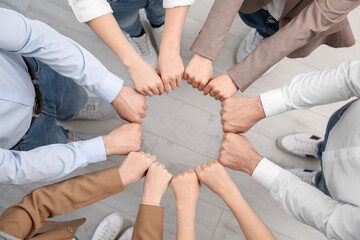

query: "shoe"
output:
287 168 318 185
117 226 134 240
72 97 115 121
92 213 124 240
236 29 268 63
276 133 322 159
146 21 164 52
67 129 93 142
126 32 158 69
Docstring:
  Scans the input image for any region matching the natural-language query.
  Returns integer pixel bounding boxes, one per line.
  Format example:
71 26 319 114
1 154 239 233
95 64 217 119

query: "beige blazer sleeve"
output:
0 167 125 239
132 204 164 240
228 0 360 91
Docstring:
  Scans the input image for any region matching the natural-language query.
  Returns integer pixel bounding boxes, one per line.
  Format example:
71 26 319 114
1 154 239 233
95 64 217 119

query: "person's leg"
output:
238 8 279 37
144 0 165 27
315 99 358 195
109 0 146 37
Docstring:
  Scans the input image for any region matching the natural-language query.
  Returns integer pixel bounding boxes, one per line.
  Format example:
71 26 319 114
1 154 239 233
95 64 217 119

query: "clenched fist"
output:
171 169 201 208
203 74 238 101
184 54 213 91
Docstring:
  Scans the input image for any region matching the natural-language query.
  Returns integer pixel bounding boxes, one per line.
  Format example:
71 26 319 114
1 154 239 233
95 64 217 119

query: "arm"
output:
171 170 200 240
0 123 142 184
0 152 155 239
195 161 275 240
228 0 360 91
253 158 360 240
158 6 189 93
132 161 172 240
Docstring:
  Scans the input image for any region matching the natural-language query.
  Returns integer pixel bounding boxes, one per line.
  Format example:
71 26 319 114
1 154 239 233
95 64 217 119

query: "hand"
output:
218 133 263 176
184 54 213 91
171 169 201 208
142 162 173 205
203 74 239 101
118 152 156 186
128 59 165 96
158 49 184 93
112 86 147 123
195 160 237 198
103 123 142 156
221 96 265 133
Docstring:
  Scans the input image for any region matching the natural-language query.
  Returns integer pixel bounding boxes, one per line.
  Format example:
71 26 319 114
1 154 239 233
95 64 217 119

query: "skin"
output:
218 133 263 176
203 74 239 101
184 54 213 91
142 162 173 205
102 123 142 156
158 6 190 93
220 96 266 133
195 161 275 240
111 86 147 123
118 152 156 186
171 169 200 240
87 14 164 96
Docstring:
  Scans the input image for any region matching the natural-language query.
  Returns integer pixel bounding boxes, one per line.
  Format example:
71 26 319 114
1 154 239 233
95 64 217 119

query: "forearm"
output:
176 204 196 240
132 204 164 240
87 14 144 70
222 185 275 240
0 167 125 239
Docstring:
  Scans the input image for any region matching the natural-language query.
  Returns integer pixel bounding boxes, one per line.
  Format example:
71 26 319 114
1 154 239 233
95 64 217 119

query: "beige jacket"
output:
0 167 164 240
191 0 359 91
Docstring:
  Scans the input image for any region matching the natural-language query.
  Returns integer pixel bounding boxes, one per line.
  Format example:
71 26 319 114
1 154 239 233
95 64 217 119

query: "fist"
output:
171 169 201 207
103 123 142 156
220 96 265 133
112 86 147 123
118 152 156 186
218 133 262 176
142 162 173 205
203 74 238 101
195 160 236 197
184 54 213 91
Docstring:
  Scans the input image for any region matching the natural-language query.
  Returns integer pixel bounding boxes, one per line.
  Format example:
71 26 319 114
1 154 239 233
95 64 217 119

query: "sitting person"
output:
0 152 172 240
219 59 360 239
0 8 146 184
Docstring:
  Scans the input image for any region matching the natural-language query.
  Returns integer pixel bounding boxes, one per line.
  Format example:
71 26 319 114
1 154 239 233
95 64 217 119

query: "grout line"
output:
210 209 225 240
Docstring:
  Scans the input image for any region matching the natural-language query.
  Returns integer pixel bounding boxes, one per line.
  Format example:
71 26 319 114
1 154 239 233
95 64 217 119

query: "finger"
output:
170 80 177 90
183 72 189 81
195 165 202 173
164 82 172 93
152 86 160 95
209 89 216 97
191 80 199 89
176 77 182 87
158 83 165 94
187 76 193 84
214 93 222 101
203 84 212 95
145 153 152 158
150 155 157 162
220 108 225 116
198 82 206 91
144 89 154 97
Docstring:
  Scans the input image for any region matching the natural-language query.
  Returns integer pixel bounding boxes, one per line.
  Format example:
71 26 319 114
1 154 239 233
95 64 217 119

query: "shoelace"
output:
292 171 315 185
250 32 266 50
77 102 99 115
293 138 318 155
131 36 151 55
98 222 118 240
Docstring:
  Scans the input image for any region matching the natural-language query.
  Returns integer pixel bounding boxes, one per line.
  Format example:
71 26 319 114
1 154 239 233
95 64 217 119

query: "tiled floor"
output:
1 1 359 239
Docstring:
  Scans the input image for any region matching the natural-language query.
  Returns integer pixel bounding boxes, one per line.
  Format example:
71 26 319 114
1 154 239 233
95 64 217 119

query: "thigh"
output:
145 0 165 25
238 9 278 37
108 0 145 27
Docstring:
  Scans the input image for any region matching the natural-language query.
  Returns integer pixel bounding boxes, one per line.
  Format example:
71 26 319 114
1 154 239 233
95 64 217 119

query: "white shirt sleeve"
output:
68 0 113 23
163 0 195 8
260 59 360 117
252 158 360 239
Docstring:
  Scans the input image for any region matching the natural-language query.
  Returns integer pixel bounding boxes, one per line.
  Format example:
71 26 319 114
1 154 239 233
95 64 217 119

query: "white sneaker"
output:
72 97 115 121
236 29 268 63
126 32 158 69
117 226 134 240
67 129 93 142
287 168 318 185
276 133 322 159
92 213 124 240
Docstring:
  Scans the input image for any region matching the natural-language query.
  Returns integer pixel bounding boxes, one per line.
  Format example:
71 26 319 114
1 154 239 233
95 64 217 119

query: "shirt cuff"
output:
260 88 287 117
141 203 161 206
68 0 113 23
163 0 195 8
92 71 124 103
252 158 283 190
81 136 107 164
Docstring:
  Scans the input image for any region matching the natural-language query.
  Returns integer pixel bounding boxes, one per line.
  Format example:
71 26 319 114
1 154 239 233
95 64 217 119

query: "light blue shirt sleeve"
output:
0 137 107 184
0 8 123 103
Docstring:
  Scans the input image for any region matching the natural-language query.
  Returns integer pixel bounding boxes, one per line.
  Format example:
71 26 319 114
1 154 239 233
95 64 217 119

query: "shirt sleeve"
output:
260 59 360 117
252 158 360 240
68 0 113 23
0 8 123 103
0 136 107 184
163 0 195 8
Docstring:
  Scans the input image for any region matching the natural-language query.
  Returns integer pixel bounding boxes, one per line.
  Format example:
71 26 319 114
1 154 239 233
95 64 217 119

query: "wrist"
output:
142 193 162 205
102 135 113 156
122 54 144 71
176 199 197 211
248 153 263 176
118 167 130 186
255 96 266 120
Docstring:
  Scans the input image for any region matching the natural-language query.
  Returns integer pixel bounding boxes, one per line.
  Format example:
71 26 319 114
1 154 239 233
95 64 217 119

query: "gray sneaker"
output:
126 32 158 69
67 129 93 142
72 97 115 120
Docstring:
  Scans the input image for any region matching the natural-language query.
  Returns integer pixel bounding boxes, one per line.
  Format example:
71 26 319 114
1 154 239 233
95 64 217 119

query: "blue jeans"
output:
108 0 165 37
315 99 358 196
13 58 88 151
239 8 279 37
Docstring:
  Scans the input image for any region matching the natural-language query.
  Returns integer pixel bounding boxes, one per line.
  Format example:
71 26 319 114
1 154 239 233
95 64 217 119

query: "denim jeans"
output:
238 8 279 37
13 58 88 151
315 99 358 196
108 0 165 37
